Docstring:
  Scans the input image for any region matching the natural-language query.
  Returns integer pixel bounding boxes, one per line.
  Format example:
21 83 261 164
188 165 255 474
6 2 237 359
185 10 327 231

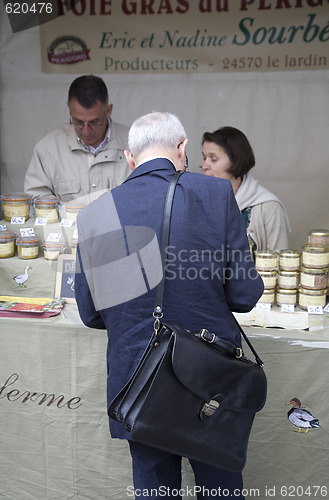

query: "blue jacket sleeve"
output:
75 242 106 330
223 182 264 312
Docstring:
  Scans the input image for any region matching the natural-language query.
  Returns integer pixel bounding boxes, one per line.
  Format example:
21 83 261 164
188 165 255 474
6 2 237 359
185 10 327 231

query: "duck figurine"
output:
286 398 320 433
13 265 31 287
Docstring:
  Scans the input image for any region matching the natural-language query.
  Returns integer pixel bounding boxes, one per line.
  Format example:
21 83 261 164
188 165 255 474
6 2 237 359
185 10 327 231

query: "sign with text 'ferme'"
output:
40 0 329 74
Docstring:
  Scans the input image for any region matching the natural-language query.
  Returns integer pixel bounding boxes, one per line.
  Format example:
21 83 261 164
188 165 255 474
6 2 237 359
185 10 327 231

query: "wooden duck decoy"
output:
13 265 31 287
286 398 320 433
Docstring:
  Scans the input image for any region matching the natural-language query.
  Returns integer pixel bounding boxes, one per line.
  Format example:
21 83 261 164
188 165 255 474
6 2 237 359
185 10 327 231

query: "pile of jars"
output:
0 193 83 261
255 229 329 310
299 230 329 310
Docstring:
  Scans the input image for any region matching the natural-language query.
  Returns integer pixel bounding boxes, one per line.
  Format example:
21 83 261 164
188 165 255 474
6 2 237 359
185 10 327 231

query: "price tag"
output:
20 227 35 237
60 218 74 227
256 302 271 311
11 217 25 224
35 217 48 226
46 232 62 243
72 228 78 239
307 305 323 315
0 225 7 231
281 304 295 313
324 303 329 313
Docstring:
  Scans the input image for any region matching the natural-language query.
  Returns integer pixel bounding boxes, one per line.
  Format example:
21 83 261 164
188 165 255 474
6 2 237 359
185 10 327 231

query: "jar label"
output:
19 246 39 258
279 257 300 269
3 205 29 218
44 249 60 260
299 293 326 308
35 208 59 223
278 275 298 289
0 241 15 256
303 251 329 267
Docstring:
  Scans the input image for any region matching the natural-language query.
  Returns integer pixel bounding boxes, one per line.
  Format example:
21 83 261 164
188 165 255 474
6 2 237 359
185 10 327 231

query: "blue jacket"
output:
75 158 264 439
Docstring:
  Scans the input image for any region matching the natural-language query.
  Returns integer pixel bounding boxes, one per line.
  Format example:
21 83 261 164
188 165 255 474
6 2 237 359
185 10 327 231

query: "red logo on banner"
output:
47 36 91 65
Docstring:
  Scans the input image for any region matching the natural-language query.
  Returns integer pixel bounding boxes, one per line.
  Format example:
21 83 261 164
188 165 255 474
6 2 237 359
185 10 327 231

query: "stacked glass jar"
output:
254 250 278 305
299 230 329 310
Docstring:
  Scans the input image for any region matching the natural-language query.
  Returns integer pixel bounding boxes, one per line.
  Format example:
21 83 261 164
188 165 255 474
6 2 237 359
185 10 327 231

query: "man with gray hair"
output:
75 111 263 499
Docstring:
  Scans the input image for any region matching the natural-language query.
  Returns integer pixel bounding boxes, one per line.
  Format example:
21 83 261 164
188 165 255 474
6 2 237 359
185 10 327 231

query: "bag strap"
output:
153 170 264 368
154 170 184 318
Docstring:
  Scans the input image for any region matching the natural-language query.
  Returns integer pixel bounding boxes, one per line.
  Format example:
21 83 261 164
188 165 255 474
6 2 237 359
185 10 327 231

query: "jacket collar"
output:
124 157 177 183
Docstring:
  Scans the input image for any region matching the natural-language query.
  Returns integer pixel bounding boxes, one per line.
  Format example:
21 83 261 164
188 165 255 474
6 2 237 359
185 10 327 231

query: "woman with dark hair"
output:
201 126 290 252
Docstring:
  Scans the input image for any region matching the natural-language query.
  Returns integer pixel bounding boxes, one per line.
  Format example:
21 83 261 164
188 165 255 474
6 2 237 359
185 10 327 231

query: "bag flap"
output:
168 324 267 413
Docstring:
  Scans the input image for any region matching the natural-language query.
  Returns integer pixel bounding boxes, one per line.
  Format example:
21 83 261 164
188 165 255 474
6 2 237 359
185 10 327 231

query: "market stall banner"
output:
38 1 328 74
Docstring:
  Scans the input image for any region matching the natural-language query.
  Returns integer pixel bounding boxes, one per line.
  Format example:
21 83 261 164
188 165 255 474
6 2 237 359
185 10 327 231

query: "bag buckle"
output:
153 307 163 336
202 399 220 417
235 348 243 358
200 329 215 343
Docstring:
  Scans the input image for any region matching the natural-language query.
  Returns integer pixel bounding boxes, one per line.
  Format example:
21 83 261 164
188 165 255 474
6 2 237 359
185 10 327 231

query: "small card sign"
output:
55 254 76 304
60 218 74 227
307 305 323 315
256 302 271 311
280 304 295 313
35 217 48 226
20 227 35 237
0 225 7 231
46 232 62 243
11 217 25 224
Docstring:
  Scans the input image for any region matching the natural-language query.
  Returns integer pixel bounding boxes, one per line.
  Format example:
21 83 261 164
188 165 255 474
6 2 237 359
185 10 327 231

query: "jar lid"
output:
278 270 299 276
65 201 85 210
42 241 65 249
16 236 40 244
258 270 277 276
276 287 297 294
308 229 329 237
255 250 278 258
302 244 329 253
299 286 328 295
35 194 59 206
1 192 31 202
279 249 301 257
0 230 16 240
261 289 275 295
300 266 328 274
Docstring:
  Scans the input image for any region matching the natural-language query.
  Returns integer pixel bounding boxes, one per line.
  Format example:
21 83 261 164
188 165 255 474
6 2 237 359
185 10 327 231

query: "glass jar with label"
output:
258 270 277 289
1 193 31 222
298 287 328 310
64 201 85 224
277 270 300 290
258 288 275 305
34 195 59 223
16 236 40 260
255 251 278 271
308 229 329 248
279 249 301 271
276 287 297 306
302 244 329 269
300 266 328 290
0 230 16 258
42 240 66 261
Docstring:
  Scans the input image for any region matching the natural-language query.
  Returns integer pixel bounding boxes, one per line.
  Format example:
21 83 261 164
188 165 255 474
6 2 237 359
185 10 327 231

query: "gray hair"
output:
128 112 187 157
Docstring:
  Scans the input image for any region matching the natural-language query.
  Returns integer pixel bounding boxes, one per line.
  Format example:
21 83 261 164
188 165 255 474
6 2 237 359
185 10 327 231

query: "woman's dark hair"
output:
68 75 109 108
202 126 255 178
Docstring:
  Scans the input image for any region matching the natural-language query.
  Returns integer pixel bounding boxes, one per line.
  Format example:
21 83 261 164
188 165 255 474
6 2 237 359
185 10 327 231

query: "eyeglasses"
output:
70 115 107 130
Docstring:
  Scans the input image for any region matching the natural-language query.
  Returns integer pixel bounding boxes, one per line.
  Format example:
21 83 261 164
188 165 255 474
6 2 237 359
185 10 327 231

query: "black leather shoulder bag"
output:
109 170 267 472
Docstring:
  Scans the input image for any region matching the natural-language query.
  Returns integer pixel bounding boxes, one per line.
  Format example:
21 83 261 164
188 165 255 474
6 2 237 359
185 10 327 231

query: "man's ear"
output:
124 150 136 170
106 104 113 119
178 138 189 169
